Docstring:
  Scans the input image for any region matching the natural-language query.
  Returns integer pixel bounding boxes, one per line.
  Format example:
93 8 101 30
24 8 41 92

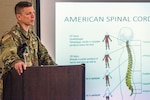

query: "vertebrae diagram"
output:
119 27 134 96
126 40 133 96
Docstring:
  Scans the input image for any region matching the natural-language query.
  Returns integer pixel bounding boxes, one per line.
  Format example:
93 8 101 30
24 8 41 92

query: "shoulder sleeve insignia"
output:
1 34 11 43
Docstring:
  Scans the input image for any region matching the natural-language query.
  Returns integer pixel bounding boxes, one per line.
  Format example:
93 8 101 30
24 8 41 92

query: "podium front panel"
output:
3 65 85 100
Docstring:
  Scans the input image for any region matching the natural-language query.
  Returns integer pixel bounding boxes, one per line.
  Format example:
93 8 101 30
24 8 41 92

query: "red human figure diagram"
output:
103 54 111 68
102 34 112 50
103 70 112 86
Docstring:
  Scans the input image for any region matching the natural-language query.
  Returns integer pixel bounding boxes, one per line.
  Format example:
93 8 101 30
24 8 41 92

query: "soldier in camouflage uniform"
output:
0 1 56 99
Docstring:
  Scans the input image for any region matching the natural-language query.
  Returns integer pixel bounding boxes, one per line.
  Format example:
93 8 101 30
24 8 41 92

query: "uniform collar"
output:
12 23 33 39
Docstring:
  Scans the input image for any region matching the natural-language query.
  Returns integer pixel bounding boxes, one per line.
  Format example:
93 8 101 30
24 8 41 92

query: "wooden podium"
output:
3 64 85 100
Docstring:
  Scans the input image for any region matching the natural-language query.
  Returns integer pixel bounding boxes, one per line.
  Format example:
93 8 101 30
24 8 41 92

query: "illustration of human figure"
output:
102 53 111 68
118 27 135 96
103 70 112 86
103 87 112 100
102 32 112 50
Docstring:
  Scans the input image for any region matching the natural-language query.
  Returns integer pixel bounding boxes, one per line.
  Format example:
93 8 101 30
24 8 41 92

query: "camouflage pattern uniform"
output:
0 24 56 99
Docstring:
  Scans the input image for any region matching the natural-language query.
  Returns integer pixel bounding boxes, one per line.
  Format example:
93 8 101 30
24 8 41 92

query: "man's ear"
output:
16 14 21 20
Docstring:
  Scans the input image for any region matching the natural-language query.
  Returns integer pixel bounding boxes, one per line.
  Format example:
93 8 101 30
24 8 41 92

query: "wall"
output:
0 0 18 36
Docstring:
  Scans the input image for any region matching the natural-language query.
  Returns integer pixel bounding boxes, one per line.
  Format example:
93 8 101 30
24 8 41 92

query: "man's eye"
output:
26 13 31 15
26 12 35 15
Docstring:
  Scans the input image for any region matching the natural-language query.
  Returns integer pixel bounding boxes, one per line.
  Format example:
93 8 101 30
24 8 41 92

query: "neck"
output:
18 22 29 32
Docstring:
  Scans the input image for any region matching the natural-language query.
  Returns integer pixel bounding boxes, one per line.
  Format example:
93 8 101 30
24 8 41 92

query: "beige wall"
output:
0 0 36 38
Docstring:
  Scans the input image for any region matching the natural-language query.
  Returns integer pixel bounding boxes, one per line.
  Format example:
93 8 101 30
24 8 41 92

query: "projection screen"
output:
54 1 150 100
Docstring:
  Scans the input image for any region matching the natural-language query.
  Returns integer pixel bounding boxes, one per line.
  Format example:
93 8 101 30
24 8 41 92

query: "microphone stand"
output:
22 48 27 100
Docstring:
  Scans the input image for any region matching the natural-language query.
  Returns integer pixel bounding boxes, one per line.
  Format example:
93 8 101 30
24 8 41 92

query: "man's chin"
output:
29 22 35 26
29 23 34 26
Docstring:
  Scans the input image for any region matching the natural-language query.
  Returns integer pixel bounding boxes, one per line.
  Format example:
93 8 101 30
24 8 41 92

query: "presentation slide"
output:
55 2 150 100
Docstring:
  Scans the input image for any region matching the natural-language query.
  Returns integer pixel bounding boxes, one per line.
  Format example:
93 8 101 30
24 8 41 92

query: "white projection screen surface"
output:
55 1 150 100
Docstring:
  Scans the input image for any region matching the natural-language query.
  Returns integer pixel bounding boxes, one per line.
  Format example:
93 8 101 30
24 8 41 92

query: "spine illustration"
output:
125 41 133 96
